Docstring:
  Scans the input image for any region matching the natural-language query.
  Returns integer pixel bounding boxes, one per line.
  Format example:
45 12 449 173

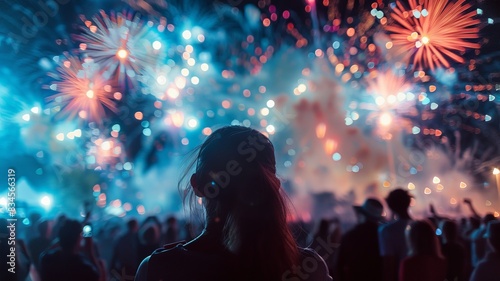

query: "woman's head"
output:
182 126 298 279
406 219 442 257
188 126 283 225
190 126 276 198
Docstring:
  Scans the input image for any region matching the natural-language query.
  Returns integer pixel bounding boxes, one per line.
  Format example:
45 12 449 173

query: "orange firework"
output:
47 55 117 121
385 0 480 70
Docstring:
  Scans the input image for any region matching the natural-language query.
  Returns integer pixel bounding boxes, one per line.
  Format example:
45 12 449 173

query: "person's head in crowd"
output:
406 220 442 257
315 219 331 237
37 220 52 239
459 218 467 228
486 221 500 253
127 219 139 233
58 219 83 253
140 225 160 245
468 216 481 231
440 219 458 244
182 126 299 279
483 213 496 226
386 188 412 218
53 214 67 229
166 216 177 226
353 198 384 223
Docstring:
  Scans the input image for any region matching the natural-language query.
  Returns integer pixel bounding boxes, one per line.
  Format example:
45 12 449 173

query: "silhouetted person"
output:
470 220 500 281
135 126 332 281
40 219 101 281
378 189 413 281
50 214 67 241
470 213 497 267
97 224 121 265
110 219 139 281
335 198 384 281
462 215 480 277
163 216 179 244
310 218 341 274
399 220 446 281
28 220 52 272
137 224 160 263
439 219 466 281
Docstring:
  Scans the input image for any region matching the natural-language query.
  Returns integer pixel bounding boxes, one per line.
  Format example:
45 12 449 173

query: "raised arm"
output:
463 199 480 219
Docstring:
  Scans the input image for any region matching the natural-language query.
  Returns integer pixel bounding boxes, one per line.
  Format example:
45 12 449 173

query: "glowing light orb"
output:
86 90 94 98
187 118 198 129
316 123 326 139
182 30 192 40
116 49 129 59
40 195 52 208
379 112 393 127
152 41 162 50
433 176 441 184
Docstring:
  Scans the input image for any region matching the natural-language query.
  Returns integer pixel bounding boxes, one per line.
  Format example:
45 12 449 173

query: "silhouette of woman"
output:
135 126 331 281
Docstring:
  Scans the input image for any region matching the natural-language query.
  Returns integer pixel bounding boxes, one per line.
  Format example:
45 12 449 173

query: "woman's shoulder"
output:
280 247 332 281
135 243 187 281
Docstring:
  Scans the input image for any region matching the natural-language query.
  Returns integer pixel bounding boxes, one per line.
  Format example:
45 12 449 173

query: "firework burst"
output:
366 70 412 109
74 10 164 82
47 55 117 121
384 0 481 71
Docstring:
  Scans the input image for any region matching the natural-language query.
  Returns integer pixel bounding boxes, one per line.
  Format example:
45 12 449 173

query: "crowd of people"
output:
1 126 500 281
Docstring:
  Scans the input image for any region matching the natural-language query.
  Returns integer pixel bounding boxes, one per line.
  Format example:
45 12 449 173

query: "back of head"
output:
386 188 411 215
440 219 458 242
483 213 496 225
469 217 481 230
316 219 330 236
166 216 177 226
354 198 384 223
58 219 82 252
141 225 159 245
184 126 299 280
127 219 139 232
406 220 442 257
487 221 500 252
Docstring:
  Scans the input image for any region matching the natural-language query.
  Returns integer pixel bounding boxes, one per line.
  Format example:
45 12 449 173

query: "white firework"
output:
75 10 165 83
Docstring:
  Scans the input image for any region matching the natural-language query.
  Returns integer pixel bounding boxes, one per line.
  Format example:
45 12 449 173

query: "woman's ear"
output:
190 173 204 197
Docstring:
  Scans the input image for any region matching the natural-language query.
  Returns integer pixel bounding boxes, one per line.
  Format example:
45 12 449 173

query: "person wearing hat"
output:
470 220 500 281
378 188 413 281
334 198 384 281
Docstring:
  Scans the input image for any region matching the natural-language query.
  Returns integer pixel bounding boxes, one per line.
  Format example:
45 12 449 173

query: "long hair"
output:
180 126 299 280
406 219 443 257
